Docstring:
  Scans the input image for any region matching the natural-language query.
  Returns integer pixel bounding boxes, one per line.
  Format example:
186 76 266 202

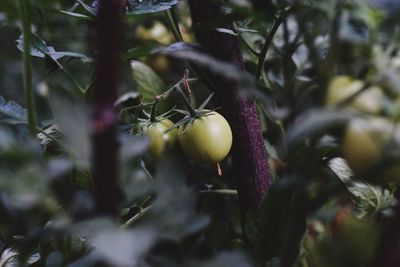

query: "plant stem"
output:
121 205 151 229
18 0 37 135
238 34 260 57
164 7 215 91
188 0 272 211
150 101 158 122
255 12 286 84
91 0 124 217
177 86 197 117
165 8 183 42
60 68 86 97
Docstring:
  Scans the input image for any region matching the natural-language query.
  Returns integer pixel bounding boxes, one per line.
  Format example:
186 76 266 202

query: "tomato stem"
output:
150 100 158 123
177 85 197 117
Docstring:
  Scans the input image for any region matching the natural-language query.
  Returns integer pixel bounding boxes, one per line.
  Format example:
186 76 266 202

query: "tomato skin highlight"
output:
143 119 177 161
178 111 233 164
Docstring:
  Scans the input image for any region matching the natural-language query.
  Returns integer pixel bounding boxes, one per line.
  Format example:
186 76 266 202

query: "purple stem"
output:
377 192 400 267
91 0 124 217
188 0 272 211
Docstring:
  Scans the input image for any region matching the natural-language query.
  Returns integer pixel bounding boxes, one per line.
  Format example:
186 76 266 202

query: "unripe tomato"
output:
143 119 177 161
332 209 379 265
326 76 384 114
178 111 232 164
342 117 400 184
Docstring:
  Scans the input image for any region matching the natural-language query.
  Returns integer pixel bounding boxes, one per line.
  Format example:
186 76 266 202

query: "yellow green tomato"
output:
326 75 384 114
342 116 400 184
178 111 233 164
143 119 177 161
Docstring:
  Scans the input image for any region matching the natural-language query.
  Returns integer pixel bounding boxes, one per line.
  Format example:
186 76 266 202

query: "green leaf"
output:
130 60 165 103
127 0 178 14
59 10 95 21
285 109 353 147
156 42 254 85
76 0 98 16
328 157 394 218
215 28 238 36
16 34 90 62
124 43 161 60
0 95 27 124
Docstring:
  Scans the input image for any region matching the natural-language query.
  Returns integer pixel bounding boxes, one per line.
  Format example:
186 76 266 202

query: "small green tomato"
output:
143 119 177 161
178 111 233 164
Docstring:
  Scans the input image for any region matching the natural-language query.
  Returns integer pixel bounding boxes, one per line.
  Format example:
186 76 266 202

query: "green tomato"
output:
342 117 400 184
178 111 233 164
326 76 384 114
143 119 177 161
332 209 379 265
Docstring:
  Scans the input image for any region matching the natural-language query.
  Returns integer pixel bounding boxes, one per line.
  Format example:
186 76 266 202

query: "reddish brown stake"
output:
188 0 272 211
91 0 124 217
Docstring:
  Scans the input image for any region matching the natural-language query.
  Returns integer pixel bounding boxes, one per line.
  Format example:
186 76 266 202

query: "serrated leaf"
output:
0 95 27 124
0 248 40 267
130 60 165 103
127 0 178 14
16 34 90 62
16 34 49 58
328 157 394 218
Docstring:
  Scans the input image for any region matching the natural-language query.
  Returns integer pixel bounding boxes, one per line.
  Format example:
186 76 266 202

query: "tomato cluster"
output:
143 111 233 165
326 76 400 185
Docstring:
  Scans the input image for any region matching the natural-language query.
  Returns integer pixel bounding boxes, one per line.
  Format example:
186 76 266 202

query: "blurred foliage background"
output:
1 0 400 267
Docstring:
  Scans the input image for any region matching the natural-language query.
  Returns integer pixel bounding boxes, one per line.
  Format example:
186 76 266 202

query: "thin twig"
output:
121 205 152 229
255 9 289 83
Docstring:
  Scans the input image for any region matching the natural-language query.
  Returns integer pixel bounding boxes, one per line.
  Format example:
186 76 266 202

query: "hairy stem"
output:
91 0 124 217
188 0 272 211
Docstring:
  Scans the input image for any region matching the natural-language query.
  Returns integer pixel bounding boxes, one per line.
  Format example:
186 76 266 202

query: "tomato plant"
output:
1 0 400 267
